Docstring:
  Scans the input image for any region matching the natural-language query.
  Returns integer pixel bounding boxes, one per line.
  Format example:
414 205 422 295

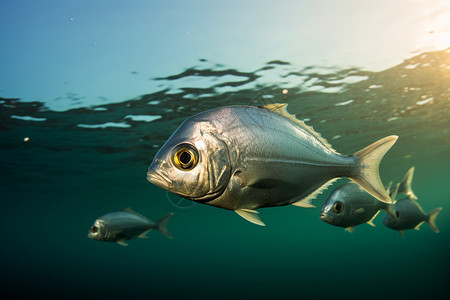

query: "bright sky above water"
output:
1 0 449 111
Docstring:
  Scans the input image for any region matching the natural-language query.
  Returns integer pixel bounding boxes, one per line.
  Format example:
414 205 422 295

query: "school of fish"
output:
321 167 442 236
88 103 442 245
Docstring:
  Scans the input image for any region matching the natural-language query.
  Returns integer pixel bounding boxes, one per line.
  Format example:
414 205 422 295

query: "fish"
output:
319 182 397 232
147 103 398 226
88 208 173 246
383 199 442 237
383 167 442 237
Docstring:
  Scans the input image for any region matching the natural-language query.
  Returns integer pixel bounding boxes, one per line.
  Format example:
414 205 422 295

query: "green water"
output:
1 50 449 299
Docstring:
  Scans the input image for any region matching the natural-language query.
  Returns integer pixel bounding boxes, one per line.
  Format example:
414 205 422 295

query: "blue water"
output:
1 1 449 299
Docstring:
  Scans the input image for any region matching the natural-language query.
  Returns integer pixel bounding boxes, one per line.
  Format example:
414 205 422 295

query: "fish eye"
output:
333 201 344 213
90 225 98 233
173 144 198 171
396 211 400 218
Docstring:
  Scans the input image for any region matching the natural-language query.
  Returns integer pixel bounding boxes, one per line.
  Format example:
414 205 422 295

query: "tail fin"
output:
398 167 418 200
352 135 398 204
156 212 174 239
427 207 442 233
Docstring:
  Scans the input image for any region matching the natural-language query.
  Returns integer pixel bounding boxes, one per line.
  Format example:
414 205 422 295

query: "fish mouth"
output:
147 171 173 188
319 213 331 224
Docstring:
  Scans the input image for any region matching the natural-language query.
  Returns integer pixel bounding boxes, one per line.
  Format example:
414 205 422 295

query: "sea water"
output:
1 1 449 299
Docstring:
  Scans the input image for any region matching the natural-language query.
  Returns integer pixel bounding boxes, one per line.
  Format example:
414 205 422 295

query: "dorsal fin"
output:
260 103 339 154
389 183 399 202
122 208 150 221
398 167 418 200
122 207 134 213
385 181 393 195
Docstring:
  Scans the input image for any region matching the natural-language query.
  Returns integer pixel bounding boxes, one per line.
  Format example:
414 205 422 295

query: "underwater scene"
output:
1 1 449 299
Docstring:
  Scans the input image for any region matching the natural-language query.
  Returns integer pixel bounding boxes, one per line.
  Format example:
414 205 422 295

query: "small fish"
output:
319 182 396 232
88 209 173 246
147 103 397 226
383 167 442 237
383 200 442 237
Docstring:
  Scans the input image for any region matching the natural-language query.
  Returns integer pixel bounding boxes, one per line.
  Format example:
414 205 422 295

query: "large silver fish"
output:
88 209 173 246
147 103 397 225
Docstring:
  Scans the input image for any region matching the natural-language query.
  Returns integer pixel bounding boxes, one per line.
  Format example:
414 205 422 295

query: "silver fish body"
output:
147 104 397 225
382 166 442 236
88 209 173 245
383 198 441 235
320 182 393 231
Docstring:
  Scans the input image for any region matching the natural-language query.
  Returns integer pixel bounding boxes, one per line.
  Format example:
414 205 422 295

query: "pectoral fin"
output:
233 169 275 190
235 209 265 226
353 208 365 214
248 178 277 189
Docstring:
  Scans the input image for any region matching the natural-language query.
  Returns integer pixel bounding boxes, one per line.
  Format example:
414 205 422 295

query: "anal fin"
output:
366 210 380 227
117 240 128 246
366 220 376 227
414 221 424 230
292 197 316 208
235 209 265 226
138 229 152 239
292 178 338 208
345 227 355 233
